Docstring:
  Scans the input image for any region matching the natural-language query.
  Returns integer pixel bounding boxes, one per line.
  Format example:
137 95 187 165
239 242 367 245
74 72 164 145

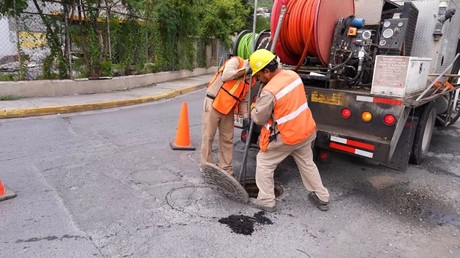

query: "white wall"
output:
0 17 17 60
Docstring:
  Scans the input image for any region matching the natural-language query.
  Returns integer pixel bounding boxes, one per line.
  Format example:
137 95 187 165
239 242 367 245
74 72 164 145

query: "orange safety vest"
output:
259 70 316 152
208 57 251 115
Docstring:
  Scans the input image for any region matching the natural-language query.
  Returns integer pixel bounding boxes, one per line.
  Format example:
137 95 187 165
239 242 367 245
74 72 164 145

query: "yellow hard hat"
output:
249 49 276 76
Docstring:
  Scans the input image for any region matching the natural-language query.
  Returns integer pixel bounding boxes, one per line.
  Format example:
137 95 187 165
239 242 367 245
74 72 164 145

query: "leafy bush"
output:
0 73 18 81
0 95 21 101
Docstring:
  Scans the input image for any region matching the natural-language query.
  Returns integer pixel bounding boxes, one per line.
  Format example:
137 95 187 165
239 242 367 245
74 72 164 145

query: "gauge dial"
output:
382 29 394 39
362 30 371 40
383 21 391 27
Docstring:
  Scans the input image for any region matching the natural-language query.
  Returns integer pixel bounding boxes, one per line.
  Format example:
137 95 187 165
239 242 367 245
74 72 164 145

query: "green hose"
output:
237 33 258 59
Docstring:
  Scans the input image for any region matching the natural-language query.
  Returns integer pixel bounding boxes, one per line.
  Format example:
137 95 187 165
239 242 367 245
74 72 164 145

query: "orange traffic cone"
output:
170 101 196 150
0 179 17 202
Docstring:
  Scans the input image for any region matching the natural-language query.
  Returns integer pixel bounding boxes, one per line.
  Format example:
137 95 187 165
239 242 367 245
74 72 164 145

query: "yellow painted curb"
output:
0 84 205 119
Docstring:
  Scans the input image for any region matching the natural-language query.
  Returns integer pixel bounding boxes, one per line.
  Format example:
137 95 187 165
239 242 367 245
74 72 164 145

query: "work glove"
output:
242 118 251 130
250 102 256 110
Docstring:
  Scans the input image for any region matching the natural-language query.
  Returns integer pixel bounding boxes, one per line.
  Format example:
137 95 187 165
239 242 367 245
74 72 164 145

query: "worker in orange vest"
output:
248 49 330 212
201 55 252 176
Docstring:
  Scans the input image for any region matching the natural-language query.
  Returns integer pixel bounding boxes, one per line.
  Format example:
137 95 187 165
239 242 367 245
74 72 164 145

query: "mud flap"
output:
201 162 249 203
385 116 419 171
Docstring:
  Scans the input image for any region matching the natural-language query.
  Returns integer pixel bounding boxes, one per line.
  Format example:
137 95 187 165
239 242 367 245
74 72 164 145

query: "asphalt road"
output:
1 89 459 257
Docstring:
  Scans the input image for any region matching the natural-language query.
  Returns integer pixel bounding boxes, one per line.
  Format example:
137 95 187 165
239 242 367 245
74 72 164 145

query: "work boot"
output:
248 198 277 212
308 192 329 211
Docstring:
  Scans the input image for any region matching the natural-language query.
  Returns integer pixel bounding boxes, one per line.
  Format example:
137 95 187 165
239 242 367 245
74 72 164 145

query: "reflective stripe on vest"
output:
275 78 302 100
264 101 309 129
211 57 248 115
259 70 316 151
229 81 241 94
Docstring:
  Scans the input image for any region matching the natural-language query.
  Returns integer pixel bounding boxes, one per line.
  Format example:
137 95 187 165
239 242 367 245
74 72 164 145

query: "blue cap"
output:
351 18 365 28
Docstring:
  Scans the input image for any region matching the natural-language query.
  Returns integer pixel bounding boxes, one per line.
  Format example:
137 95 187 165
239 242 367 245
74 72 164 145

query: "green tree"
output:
0 0 28 17
32 0 70 78
255 15 270 32
242 0 272 32
152 0 201 70
198 0 249 46
1 0 255 78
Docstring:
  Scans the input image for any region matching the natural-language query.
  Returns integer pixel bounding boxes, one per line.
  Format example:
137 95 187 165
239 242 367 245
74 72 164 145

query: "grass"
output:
0 95 21 101
0 73 18 81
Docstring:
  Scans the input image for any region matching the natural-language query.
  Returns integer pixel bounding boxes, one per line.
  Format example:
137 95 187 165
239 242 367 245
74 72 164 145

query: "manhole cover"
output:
201 162 249 203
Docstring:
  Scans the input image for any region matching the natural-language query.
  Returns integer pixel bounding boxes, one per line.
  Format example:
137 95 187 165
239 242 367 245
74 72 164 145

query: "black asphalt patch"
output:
348 181 460 228
218 211 273 235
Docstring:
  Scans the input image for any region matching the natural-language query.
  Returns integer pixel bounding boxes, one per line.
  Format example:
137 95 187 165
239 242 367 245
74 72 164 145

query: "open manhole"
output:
202 163 284 203
243 179 284 199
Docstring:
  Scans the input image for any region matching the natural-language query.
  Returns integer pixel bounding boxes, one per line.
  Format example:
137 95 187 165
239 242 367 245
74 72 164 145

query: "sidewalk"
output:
0 74 213 119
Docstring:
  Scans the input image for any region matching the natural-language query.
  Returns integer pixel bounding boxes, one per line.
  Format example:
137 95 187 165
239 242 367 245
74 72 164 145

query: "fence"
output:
0 0 227 81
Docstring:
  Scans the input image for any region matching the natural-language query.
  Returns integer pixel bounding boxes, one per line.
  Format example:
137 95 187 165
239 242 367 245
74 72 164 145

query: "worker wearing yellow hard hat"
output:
249 49 276 76
247 49 330 212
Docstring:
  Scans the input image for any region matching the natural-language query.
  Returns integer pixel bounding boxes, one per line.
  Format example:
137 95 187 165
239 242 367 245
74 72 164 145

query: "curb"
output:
0 83 206 119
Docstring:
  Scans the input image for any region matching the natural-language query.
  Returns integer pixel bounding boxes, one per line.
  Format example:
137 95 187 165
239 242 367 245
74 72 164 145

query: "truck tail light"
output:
341 108 351 119
361 111 372 122
383 114 396 126
320 151 329 160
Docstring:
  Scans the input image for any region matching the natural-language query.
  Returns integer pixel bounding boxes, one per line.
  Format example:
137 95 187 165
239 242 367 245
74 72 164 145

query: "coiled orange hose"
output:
272 0 320 69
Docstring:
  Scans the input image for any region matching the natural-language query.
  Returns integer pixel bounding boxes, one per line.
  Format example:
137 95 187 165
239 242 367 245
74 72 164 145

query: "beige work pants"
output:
256 132 329 206
200 97 235 174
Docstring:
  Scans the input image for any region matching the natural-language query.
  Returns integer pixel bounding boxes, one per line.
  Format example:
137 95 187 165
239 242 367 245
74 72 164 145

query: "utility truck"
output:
235 0 460 171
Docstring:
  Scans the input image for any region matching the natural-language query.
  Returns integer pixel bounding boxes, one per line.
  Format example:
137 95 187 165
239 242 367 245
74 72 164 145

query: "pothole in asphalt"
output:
218 211 273 235
348 182 460 228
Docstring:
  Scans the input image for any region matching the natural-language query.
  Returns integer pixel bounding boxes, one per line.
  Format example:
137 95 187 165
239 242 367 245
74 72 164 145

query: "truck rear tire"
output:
410 103 436 165
435 89 460 126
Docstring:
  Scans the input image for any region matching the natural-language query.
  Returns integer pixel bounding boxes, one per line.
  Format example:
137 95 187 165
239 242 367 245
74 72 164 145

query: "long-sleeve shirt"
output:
206 56 249 118
251 89 275 126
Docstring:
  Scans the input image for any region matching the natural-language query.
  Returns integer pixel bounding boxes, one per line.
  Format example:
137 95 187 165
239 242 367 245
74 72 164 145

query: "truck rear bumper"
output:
314 116 418 171
315 127 392 163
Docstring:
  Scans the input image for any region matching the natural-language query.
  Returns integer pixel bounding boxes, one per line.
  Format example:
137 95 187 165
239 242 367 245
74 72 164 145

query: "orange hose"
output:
277 0 320 70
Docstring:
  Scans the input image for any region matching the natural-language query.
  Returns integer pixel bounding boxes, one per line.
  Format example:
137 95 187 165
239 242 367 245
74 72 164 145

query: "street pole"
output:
238 0 258 187
238 3 288 188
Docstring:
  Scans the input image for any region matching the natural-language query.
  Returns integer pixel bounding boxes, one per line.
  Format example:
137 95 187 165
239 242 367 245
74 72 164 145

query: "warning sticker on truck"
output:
310 91 345 106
